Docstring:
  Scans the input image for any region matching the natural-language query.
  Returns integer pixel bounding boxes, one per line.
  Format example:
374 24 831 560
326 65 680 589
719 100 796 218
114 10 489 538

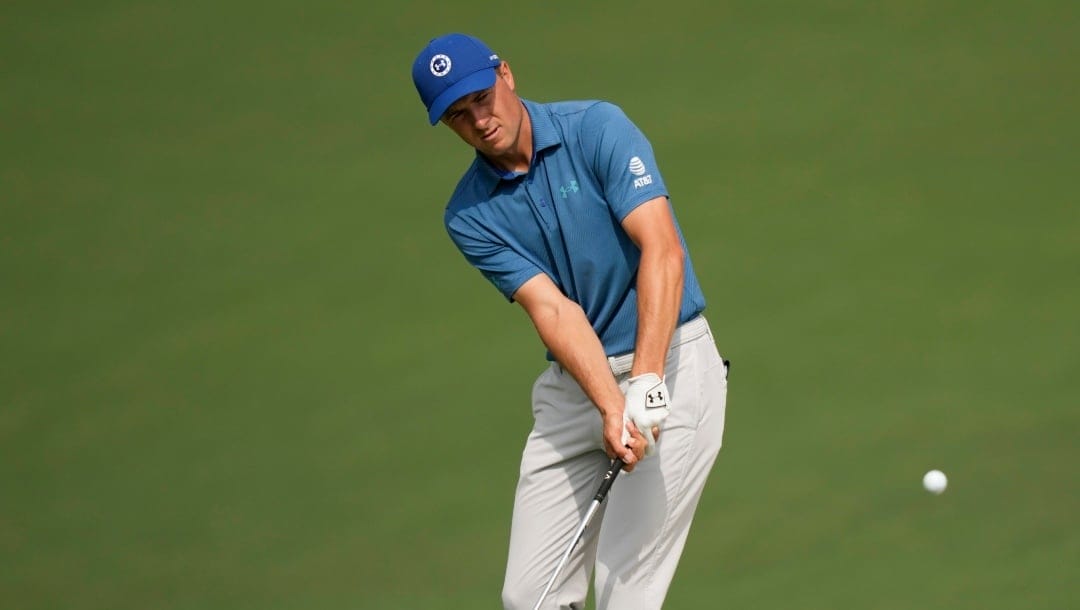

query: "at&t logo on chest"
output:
628 156 653 189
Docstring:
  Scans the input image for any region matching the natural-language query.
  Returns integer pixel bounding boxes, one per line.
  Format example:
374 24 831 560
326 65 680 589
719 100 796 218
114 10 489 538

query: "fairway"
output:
2 1 1077 609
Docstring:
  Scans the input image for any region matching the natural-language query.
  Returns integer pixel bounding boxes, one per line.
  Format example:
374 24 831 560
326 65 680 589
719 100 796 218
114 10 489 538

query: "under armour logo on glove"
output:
623 373 671 456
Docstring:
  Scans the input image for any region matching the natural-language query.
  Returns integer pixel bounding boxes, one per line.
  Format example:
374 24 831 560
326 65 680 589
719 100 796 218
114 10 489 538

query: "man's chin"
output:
478 140 509 158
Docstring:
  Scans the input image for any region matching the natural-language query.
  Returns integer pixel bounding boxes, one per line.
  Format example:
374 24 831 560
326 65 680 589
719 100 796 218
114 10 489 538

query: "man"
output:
411 33 730 610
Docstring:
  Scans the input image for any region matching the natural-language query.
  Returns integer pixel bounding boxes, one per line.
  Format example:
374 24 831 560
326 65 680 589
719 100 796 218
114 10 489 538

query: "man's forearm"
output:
530 298 624 417
630 242 684 377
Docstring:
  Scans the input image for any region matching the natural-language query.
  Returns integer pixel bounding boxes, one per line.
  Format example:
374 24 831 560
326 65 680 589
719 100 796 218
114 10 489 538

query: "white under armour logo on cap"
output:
430 54 451 77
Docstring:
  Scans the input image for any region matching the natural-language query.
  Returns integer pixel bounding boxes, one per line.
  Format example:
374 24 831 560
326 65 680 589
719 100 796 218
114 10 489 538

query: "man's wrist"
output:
596 401 624 419
630 354 666 378
630 367 664 378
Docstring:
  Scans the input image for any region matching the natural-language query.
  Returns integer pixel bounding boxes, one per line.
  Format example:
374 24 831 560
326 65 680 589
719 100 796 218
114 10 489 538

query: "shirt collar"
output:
526 99 562 154
473 98 562 194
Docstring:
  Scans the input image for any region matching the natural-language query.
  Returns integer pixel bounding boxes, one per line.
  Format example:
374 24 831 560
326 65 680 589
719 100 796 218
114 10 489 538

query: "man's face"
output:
441 63 525 160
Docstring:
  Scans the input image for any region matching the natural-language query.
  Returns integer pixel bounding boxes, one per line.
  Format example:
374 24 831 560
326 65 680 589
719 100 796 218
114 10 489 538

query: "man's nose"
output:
468 105 490 128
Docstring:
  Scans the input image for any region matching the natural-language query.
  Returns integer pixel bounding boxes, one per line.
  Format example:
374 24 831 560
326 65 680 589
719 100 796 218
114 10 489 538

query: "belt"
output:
606 315 711 376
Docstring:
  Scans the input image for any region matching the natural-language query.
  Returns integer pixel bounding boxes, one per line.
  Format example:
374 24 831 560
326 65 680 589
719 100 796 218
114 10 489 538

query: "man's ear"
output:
497 61 516 91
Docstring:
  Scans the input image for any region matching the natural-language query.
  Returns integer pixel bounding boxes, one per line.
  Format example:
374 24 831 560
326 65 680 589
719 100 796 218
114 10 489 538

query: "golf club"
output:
532 457 625 610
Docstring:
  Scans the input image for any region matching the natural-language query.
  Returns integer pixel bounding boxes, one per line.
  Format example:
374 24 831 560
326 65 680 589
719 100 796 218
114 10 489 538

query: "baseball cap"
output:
412 33 501 125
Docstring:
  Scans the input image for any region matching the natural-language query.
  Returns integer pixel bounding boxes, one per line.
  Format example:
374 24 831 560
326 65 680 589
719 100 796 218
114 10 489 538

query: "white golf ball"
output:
922 469 948 494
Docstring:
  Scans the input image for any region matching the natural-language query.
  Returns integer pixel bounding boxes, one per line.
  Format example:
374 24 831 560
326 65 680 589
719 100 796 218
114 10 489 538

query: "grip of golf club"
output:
593 458 624 503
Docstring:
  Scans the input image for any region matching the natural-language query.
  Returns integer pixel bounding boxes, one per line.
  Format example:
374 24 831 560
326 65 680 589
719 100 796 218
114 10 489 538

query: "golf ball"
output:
922 469 948 494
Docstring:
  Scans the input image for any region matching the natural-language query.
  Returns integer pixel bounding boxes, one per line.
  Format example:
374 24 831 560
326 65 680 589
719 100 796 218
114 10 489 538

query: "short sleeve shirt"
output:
444 99 706 357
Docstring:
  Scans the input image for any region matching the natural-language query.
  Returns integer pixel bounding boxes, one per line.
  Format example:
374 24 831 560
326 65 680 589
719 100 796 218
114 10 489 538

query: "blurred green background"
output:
2 1 1077 608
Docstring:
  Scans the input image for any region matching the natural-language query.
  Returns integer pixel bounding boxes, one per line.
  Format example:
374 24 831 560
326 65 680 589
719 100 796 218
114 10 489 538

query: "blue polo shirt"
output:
444 99 706 357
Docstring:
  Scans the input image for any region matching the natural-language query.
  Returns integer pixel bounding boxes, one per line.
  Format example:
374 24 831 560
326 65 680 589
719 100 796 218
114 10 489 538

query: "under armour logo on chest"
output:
559 180 580 198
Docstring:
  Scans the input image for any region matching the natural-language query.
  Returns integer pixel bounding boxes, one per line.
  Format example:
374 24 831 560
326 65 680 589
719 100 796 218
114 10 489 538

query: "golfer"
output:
412 33 730 610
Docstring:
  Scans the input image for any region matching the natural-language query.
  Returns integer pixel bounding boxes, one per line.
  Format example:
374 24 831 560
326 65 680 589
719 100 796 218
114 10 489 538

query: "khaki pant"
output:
502 316 729 610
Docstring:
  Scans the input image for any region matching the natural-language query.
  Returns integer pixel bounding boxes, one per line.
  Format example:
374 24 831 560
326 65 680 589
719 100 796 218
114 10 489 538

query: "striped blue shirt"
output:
444 99 706 358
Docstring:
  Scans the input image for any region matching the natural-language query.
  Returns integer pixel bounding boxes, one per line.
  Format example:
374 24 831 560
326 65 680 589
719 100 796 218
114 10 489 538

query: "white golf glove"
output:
623 373 671 456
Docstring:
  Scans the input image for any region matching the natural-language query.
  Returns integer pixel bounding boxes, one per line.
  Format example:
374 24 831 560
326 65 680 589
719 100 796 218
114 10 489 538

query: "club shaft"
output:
532 459 624 610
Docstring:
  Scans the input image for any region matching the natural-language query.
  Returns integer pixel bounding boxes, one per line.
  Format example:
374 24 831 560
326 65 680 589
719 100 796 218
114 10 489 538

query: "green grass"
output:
2 1 1077 608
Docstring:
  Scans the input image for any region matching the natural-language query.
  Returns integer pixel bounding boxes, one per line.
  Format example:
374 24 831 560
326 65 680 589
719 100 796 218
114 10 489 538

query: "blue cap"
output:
412 33 501 125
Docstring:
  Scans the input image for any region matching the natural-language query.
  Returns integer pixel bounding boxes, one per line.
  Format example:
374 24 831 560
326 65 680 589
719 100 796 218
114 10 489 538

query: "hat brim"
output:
427 68 498 125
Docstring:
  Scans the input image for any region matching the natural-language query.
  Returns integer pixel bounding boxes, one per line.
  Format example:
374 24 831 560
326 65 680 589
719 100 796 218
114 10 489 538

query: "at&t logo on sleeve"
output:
629 156 653 188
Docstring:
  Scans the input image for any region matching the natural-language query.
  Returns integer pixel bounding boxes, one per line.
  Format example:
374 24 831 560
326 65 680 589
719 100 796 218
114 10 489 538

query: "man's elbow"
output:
672 242 686 267
655 241 685 272
522 291 581 329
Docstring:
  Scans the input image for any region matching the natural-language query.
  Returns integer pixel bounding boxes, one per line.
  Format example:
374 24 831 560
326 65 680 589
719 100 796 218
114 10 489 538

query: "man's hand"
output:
602 410 647 472
623 373 671 456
